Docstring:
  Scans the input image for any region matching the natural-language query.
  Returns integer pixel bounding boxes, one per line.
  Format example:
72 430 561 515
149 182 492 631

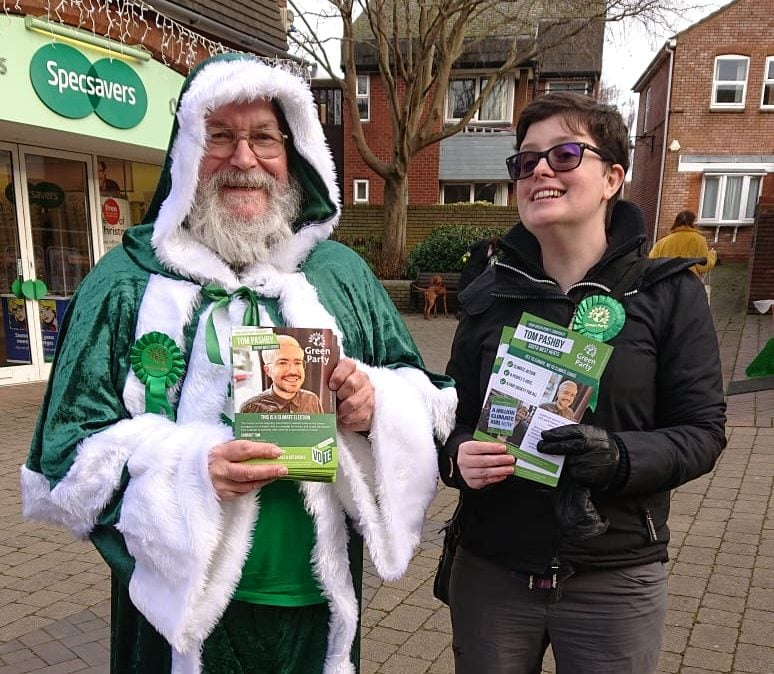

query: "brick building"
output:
335 7 604 208
629 0 774 261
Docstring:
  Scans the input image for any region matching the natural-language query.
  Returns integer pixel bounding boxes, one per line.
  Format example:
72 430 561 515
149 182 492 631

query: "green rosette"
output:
572 295 626 342
130 332 185 419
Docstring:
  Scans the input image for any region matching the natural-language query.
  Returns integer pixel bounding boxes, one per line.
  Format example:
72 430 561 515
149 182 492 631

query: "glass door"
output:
0 145 42 384
0 144 96 384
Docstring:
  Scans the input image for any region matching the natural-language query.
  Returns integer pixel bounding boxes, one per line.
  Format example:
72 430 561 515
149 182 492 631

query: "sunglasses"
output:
505 142 611 181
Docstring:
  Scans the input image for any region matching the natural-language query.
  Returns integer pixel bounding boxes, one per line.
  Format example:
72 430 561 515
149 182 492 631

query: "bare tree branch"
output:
288 0 694 275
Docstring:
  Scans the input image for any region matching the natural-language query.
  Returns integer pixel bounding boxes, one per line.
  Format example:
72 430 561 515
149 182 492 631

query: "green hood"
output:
126 53 339 285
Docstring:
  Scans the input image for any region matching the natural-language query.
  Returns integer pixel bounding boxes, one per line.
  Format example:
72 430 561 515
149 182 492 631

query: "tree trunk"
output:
381 173 408 278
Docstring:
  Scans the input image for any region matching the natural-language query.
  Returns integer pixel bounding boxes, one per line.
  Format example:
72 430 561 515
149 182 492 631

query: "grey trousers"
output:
449 546 668 674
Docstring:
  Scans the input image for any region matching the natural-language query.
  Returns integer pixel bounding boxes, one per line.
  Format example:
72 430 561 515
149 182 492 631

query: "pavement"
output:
0 262 772 673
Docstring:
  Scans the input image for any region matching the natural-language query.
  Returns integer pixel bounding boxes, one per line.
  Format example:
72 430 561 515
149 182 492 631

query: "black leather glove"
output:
554 481 609 541
538 424 622 490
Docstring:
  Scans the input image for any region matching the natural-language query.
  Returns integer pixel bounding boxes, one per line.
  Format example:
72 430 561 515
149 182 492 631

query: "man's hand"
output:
538 424 620 489
208 440 288 501
457 440 515 489
329 358 374 432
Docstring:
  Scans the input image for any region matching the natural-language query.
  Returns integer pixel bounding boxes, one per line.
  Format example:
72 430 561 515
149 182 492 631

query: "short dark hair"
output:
515 93 629 225
672 210 697 230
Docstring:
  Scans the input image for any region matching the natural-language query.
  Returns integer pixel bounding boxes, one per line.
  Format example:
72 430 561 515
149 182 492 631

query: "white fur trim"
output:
172 647 201 674
152 58 340 282
125 275 202 416
117 419 257 653
300 482 358 673
333 363 442 581
20 417 157 538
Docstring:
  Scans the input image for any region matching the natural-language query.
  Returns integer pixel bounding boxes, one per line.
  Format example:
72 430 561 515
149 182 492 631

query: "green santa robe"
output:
21 54 456 674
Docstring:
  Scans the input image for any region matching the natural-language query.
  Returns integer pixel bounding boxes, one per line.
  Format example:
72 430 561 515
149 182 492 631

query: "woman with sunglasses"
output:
439 92 726 673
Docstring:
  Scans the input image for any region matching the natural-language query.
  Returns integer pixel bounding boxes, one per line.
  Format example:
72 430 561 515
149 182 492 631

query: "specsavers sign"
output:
30 43 148 128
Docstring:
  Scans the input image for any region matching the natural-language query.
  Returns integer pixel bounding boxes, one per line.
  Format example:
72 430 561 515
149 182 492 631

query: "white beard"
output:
188 170 302 269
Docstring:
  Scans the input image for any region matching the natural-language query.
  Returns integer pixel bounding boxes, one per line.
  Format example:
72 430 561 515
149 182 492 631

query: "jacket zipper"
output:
643 508 659 543
492 266 617 328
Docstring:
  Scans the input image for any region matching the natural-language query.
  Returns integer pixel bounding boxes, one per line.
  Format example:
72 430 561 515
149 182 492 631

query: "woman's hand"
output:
457 440 515 489
208 440 288 501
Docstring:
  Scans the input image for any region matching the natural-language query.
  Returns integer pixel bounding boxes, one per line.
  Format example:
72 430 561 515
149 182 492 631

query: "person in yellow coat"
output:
649 210 717 277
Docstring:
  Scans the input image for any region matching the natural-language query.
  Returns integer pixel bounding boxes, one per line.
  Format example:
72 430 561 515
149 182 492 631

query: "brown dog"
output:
413 275 447 320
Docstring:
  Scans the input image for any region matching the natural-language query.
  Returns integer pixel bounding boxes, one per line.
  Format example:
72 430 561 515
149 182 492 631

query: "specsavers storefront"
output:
0 15 183 384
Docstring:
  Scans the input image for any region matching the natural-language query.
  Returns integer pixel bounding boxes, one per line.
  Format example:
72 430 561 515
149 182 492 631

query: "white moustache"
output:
210 170 278 191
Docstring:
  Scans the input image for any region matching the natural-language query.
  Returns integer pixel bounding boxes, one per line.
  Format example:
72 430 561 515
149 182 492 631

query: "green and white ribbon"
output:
202 285 262 365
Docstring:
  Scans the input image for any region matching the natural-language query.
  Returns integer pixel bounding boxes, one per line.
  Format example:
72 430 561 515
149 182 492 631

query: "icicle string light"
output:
1 0 307 77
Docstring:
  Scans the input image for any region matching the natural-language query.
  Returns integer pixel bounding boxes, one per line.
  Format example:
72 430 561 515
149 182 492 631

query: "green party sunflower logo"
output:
30 43 148 129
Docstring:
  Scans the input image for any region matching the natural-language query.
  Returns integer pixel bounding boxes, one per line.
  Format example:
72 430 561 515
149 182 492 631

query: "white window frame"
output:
440 182 507 205
698 173 763 224
761 56 774 109
445 76 513 123
353 179 369 204
356 75 370 121
546 80 591 96
711 55 749 109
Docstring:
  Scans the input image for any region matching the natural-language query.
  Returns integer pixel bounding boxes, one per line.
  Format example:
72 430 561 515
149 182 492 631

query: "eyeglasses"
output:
205 127 288 159
505 142 610 181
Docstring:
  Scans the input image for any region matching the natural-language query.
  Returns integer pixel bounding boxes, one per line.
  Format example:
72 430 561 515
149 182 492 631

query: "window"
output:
442 182 505 205
446 76 513 123
356 75 369 121
314 87 342 125
762 57 774 108
699 174 762 223
353 179 369 204
643 87 651 133
546 81 591 95
711 55 749 108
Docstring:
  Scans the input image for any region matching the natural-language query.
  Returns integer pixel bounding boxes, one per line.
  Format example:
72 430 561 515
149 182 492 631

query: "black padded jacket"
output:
439 201 727 576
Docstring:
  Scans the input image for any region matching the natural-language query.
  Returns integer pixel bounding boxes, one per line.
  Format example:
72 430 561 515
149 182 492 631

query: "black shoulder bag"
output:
433 496 462 605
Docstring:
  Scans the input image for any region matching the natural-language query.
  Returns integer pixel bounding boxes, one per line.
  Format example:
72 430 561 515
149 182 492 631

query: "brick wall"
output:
747 174 774 311
342 72 537 208
652 0 774 261
343 76 442 205
629 49 671 243
336 204 517 251
380 280 413 312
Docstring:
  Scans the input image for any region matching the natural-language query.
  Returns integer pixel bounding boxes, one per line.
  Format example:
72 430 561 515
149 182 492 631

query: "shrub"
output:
331 233 391 276
405 225 507 277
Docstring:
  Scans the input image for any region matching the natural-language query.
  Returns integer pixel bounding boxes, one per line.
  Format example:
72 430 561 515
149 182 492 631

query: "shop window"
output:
97 157 161 252
762 57 774 108
699 174 762 223
356 75 370 121
711 55 749 109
